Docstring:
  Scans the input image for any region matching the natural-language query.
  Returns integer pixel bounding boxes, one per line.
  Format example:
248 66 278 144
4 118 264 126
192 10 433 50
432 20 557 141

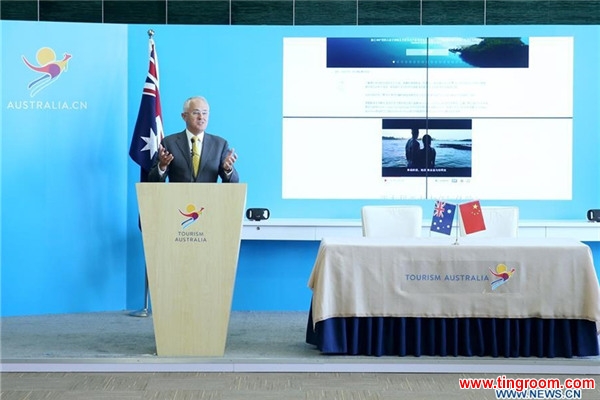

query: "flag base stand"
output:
129 308 151 318
128 268 151 318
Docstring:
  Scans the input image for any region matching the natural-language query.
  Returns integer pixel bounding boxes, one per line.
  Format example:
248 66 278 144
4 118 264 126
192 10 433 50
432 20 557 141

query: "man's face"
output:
182 99 210 134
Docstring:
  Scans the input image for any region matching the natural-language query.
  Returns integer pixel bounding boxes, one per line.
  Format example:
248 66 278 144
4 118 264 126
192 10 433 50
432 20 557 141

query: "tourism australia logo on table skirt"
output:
5 46 87 111
404 273 489 282
403 262 518 293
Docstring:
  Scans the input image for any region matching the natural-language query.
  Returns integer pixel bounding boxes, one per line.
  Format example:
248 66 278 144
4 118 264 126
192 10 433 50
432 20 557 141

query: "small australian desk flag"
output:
430 200 456 235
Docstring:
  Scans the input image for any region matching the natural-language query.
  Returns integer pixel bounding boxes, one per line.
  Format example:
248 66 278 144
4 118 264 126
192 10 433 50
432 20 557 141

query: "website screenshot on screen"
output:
282 36 573 200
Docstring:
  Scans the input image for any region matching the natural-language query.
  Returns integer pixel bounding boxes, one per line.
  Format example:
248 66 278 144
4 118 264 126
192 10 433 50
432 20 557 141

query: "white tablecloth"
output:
308 237 600 326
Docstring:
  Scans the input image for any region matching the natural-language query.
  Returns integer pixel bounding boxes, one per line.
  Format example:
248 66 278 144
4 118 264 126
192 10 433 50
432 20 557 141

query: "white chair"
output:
361 205 423 238
459 206 519 238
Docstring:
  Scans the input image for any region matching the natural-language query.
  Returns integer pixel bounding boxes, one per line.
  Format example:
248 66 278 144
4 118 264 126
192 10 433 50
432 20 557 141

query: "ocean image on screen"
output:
327 37 529 69
382 129 472 178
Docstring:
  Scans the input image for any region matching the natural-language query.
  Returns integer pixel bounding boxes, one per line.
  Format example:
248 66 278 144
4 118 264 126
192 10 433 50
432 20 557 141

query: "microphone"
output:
190 137 200 182
190 138 202 158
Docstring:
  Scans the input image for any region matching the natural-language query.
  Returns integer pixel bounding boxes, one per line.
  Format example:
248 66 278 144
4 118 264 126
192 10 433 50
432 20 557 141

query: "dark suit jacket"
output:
148 130 239 183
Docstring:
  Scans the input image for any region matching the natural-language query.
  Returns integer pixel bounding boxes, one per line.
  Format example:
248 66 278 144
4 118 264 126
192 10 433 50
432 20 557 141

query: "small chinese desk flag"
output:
459 200 486 234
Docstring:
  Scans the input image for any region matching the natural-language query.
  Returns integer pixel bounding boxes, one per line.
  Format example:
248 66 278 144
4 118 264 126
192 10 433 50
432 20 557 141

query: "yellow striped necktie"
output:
191 136 200 178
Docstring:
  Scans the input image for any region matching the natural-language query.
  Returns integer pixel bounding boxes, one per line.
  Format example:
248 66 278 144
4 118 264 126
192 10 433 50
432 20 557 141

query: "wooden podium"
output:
136 183 247 356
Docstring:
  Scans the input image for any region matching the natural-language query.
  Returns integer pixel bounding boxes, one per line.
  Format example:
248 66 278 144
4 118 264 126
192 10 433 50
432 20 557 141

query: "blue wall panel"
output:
233 240 319 311
1 22 129 316
1 21 599 316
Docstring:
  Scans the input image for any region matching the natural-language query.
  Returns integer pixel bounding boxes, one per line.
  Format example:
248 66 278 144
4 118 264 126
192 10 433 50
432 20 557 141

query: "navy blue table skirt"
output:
306 310 599 358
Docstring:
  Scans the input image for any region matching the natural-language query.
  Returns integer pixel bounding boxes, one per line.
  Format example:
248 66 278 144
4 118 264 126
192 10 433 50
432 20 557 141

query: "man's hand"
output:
158 145 174 171
223 148 237 173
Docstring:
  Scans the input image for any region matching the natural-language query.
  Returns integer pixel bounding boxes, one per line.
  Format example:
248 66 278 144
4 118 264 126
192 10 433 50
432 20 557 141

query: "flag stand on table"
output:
454 211 460 245
128 29 164 318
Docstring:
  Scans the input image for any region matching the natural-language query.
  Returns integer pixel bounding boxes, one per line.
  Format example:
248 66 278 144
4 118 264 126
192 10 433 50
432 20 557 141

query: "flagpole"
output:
128 28 159 318
454 207 461 245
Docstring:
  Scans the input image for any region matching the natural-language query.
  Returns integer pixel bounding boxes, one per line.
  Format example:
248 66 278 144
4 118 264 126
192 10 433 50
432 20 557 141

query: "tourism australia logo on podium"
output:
175 203 207 243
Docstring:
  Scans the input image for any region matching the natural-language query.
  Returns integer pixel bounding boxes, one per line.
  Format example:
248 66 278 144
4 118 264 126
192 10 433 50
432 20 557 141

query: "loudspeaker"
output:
587 209 600 222
246 208 270 221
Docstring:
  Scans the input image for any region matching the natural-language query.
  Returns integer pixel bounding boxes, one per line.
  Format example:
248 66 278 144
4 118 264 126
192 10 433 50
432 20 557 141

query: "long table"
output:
306 237 600 357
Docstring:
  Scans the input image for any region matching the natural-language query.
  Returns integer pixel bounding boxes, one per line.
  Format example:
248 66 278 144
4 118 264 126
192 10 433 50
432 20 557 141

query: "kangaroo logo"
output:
179 204 205 229
489 263 516 290
22 47 72 97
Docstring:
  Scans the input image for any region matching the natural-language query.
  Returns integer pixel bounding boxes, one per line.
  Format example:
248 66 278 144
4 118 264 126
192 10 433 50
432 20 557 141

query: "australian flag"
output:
430 200 456 235
129 36 163 182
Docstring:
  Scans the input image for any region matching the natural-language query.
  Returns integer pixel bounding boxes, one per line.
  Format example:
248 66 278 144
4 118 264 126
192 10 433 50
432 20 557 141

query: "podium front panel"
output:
136 183 247 356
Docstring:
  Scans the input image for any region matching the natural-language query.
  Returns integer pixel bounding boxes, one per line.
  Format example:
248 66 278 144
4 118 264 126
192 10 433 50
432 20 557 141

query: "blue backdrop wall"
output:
2 21 599 316
2 22 129 316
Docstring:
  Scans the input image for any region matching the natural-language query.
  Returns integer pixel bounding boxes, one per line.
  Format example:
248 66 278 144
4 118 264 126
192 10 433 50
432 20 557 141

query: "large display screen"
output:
282 36 573 200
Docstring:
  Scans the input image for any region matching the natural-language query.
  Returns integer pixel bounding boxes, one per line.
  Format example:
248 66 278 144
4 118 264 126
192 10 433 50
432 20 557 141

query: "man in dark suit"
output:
148 96 239 183
405 128 420 168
